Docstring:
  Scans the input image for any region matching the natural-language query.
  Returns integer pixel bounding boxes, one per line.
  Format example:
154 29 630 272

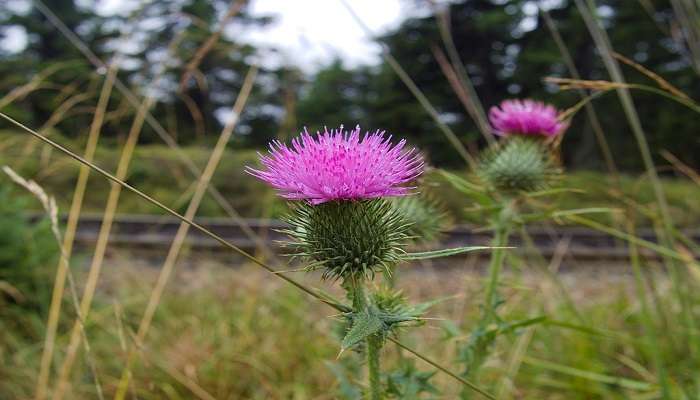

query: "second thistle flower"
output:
479 99 566 193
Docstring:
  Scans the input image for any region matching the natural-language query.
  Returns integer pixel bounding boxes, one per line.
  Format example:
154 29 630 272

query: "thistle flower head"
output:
489 99 567 137
247 125 424 204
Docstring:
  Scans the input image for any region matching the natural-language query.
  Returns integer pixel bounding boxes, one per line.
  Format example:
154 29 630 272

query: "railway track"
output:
37 214 699 261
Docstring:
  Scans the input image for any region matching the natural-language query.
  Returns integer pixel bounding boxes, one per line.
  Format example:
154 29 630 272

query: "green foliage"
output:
326 360 363 400
281 199 410 281
1 260 699 398
0 186 58 316
341 309 384 352
385 360 439 399
341 287 430 353
390 194 452 243
403 246 494 261
477 137 559 193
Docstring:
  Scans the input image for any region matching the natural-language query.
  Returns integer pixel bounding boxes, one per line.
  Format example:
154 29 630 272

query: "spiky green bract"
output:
390 195 451 243
281 199 410 281
477 137 559 193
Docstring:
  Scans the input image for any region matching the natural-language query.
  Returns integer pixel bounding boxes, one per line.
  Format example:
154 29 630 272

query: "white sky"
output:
1 0 415 73
234 0 406 72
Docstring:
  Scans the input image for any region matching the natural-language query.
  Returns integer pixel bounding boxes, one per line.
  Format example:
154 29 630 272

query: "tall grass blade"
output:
523 356 656 391
574 0 698 364
51 35 186 400
627 220 671 397
112 66 257 400
433 5 494 144
539 6 619 179
32 62 117 400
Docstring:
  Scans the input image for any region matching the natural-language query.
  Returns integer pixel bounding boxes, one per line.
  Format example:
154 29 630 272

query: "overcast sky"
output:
235 0 411 72
1 0 428 73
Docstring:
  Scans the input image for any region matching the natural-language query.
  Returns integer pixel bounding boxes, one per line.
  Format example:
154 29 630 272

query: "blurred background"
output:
2 0 699 170
1 0 700 399
1 0 699 220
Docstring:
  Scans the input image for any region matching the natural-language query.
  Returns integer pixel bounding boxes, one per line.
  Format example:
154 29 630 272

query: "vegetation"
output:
1 0 698 170
1 0 699 399
0 260 687 399
2 130 699 227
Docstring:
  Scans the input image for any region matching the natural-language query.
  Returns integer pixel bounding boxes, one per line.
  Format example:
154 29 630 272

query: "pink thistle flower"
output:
489 99 568 137
247 125 424 204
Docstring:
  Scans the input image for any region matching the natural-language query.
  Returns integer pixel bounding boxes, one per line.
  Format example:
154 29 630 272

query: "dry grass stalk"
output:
660 150 700 186
32 61 119 400
612 52 691 100
544 76 629 92
432 45 494 144
178 0 247 92
0 62 80 110
669 0 700 73
539 7 620 179
432 4 495 144
20 91 95 158
51 34 186 398
2 166 106 400
113 66 258 400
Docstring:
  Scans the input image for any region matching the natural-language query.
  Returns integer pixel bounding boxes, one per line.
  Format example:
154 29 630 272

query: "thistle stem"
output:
367 335 382 400
484 202 513 322
346 276 383 400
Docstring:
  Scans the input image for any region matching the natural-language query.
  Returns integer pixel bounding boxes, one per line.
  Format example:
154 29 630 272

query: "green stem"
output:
461 202 513 397
367 335 382 400
346 275 383 400
628 222 671 398
484 204 513 322
348 275 367 310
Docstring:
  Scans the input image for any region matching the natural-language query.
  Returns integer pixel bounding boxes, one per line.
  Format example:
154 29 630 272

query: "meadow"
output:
2 1 700 399
0 246 685 399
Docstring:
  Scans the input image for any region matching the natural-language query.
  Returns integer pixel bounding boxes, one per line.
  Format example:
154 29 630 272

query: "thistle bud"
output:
283 199 409 280
477 137 559 193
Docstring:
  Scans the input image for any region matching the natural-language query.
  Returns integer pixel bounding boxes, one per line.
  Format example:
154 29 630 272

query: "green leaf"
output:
403 246 502 260
440 320 461 340
437 170 492 206
325 361 363 400
523 357 656 391
551 207 619 218
341 311 383 351
494 316 547 334
386 360 439 399
525 187 585 197
407 295 456 315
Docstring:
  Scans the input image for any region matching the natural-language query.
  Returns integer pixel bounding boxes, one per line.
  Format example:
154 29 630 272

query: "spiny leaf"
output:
341 311 383 352
386 360 440 399
403 246 501 260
